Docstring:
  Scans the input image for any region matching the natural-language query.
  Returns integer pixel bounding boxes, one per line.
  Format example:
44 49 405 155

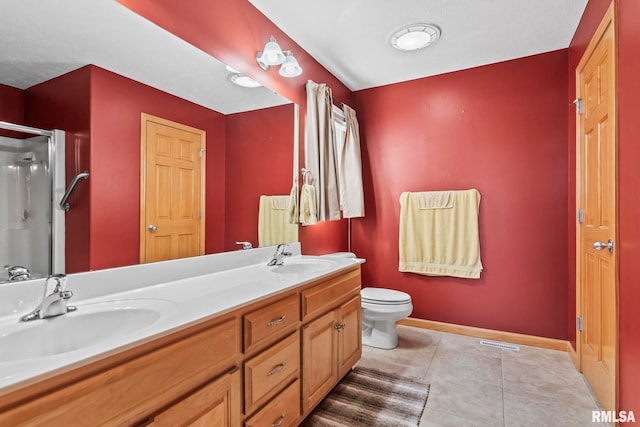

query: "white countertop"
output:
0 245 362 395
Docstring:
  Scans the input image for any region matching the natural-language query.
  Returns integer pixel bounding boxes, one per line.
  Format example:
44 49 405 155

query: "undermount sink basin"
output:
268 256 337 275
0 299 174 362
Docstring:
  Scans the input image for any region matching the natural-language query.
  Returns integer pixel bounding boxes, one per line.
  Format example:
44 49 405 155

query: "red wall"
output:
224 104 294 250
89 66 226 270
0 83 24 126
24 68 92 273
353 50 569 339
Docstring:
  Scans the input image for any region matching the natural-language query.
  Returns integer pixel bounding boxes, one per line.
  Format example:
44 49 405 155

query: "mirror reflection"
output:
0 1 299 281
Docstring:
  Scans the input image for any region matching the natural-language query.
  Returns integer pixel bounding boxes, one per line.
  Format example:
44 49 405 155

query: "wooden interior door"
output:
576 3 617 413
140 114 205 263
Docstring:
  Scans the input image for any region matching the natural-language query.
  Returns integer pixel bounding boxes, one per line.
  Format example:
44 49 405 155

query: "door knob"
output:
147 224 157 232
593 239 614 253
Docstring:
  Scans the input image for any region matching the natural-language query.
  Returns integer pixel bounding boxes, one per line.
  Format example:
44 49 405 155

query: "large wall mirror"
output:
0 1 300 280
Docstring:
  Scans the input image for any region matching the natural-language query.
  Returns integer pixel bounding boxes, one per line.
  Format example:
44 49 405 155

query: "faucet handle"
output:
44 274 67 294
235 241 253 250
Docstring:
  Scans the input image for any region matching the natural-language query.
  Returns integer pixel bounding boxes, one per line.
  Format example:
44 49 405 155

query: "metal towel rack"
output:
60 171 89 211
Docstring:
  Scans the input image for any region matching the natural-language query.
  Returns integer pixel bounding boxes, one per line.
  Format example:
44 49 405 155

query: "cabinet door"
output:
337 295 362 379
149 369 241 427
302 310 338 414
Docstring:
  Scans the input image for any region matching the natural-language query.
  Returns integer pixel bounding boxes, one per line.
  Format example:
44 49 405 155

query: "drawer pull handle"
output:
267 315 286 327
334 322 346 331
267 362 286 376
272 413 287 427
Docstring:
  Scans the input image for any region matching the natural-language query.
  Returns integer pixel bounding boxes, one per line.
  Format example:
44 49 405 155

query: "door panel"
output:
141 114 205 264
576 4 616 413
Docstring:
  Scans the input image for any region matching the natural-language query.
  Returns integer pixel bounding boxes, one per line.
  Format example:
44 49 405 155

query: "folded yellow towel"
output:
258 195 298 247
270 196 290 210
399 189 482 279
299 184 318 226
416 191 454 209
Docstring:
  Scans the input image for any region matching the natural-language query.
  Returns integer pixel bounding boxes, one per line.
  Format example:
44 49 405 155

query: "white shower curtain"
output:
305 80 341 221
339 104 364 218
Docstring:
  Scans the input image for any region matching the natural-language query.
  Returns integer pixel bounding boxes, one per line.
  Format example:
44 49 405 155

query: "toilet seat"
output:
361 288 411 305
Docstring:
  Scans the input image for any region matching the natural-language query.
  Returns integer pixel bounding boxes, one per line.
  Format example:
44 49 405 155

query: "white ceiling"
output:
0 0 289 115
249 0 588 91
0 0 588 115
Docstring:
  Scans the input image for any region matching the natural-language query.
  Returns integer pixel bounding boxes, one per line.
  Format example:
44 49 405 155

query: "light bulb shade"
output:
261 38 286 65
279 53 302 77
390 24 441 51
227 73 262 88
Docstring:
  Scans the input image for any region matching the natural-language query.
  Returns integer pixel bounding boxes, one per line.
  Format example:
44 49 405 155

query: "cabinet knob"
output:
334 322 346 331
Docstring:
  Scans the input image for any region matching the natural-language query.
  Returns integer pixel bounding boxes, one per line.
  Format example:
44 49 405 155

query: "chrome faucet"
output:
20 274 77 322
235 241 253 250
4 265 31 281
267 244 292 266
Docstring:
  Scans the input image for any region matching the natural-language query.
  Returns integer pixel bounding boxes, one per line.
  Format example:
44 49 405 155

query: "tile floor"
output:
355 325 607 427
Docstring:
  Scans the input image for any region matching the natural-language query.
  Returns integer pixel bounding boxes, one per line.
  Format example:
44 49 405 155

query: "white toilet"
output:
321 252 413 350
361 287 413 349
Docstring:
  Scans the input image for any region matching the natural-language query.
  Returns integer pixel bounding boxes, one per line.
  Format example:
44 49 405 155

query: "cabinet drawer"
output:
301 268 361 322
244 294 299 353
244 331 300 415
0 318 241 426
150 368 242 427
244 379 300 427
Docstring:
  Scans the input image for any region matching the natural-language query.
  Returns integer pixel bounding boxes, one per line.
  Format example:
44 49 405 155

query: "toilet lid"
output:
361 288 411 304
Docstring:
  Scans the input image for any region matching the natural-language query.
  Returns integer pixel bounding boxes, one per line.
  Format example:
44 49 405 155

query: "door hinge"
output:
577 208 584 224
199 148 204 159
198 210 202 219
573 98 583 115
577 316 584 332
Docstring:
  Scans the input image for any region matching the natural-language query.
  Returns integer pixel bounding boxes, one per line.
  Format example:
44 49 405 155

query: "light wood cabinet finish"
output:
301 310 339 414
149 368 241 427
244 379 300 427
0 317 241 426
244 331 300 415
301 268 361 322
301 278 362 416
0 265 361 426
244 294 300 354
337 295 362 379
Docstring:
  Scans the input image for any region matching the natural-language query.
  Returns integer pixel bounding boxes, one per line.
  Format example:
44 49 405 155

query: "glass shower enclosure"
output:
0 122 65 283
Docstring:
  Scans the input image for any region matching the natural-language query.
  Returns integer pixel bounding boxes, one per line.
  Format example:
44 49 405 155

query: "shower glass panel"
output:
0 123 65 283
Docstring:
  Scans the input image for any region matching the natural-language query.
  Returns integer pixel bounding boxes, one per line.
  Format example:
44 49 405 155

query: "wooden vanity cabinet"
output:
300 270 362 415
0 265 362 427
149 368 242 427
0 316 242 426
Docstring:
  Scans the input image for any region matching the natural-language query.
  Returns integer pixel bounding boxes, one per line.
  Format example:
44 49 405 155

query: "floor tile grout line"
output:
501 348 507 427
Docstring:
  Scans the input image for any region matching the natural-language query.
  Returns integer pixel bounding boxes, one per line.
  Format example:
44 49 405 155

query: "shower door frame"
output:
0 121 65 278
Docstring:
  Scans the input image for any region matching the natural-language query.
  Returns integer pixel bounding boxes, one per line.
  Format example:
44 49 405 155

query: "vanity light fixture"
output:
279 52 303 77
256 36 286 69
256 36 303 78
390 23 441 51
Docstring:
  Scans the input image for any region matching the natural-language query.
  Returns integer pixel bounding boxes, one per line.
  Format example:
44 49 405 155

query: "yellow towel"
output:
299 184 318 226
258 195 299 247
399 189 482 279
287 184 298 224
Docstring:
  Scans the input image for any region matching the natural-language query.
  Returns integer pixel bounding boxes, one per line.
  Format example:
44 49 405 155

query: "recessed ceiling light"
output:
390 23 441 51
227 73 262 88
